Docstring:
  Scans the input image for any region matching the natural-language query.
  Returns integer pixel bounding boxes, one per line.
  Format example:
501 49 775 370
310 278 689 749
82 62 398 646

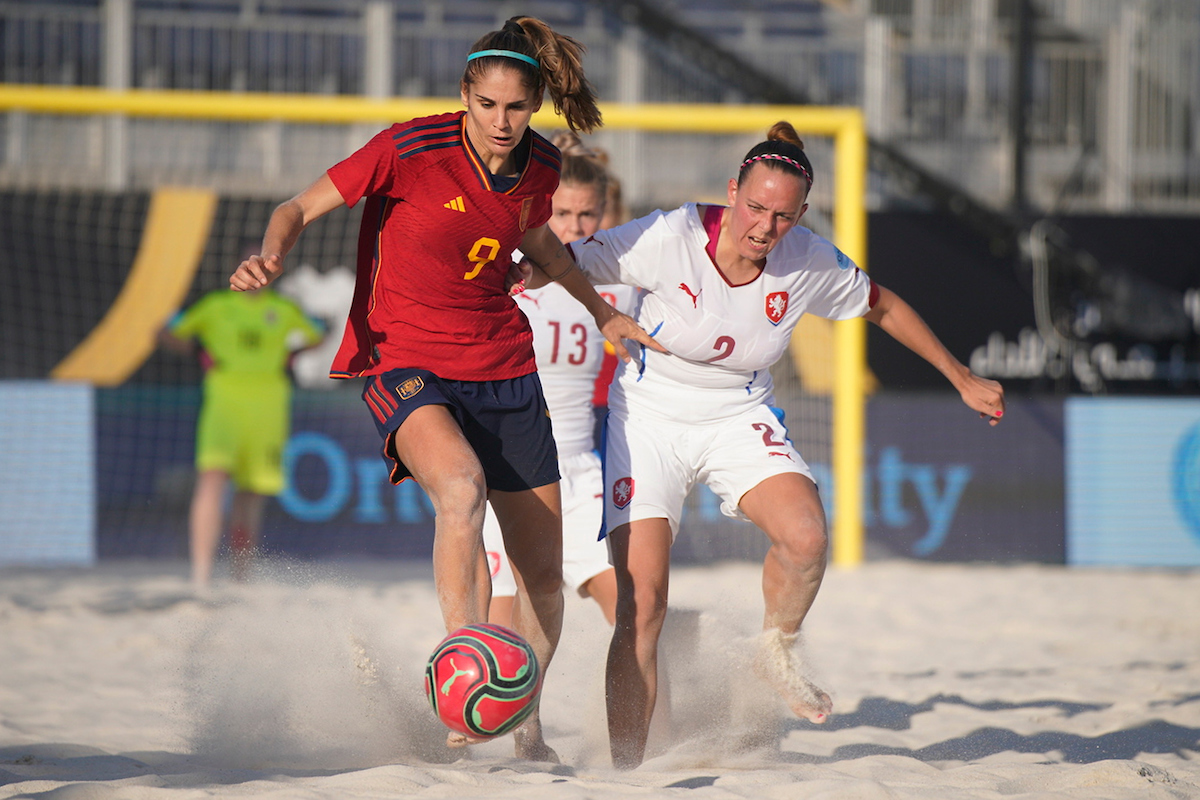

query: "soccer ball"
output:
424 623 541 739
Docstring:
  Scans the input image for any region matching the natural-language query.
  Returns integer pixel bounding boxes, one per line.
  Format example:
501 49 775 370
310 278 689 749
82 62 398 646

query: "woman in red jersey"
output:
230 17 662 761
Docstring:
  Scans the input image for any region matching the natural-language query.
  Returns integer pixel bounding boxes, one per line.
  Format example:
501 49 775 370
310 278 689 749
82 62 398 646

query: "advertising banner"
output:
95 386 440 560
1067 397 1200 566
272 390 438 559
93 387 1068 564
1 382 95 565
863 394 1065 562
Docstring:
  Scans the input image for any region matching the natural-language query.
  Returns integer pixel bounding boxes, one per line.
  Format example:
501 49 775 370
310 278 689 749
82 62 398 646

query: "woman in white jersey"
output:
530 122 1006 768
485 134 638 626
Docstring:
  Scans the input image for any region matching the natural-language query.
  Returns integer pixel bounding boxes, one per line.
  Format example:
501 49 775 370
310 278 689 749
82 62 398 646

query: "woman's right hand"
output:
230 254 284 291
595 305 668 364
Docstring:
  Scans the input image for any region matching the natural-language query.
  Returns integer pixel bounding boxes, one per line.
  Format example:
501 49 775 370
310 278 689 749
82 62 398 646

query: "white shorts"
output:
484 450 610 598
602 404 813 539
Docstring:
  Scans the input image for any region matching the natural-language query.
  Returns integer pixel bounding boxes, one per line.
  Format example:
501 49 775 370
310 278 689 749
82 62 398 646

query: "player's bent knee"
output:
519 559 563 597
428 471 487 521
775 515 828 568
507 534 563 596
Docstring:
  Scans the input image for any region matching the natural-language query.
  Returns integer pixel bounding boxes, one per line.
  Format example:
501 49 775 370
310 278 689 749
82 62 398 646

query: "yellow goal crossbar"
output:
1 83 868 566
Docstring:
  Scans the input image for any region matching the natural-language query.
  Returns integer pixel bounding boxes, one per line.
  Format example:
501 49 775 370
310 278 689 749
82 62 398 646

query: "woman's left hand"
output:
960 372 1006 426
506 259 532 296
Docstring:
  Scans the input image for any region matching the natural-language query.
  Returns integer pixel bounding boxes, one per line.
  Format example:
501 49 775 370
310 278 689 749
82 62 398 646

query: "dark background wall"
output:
865 211 1200 394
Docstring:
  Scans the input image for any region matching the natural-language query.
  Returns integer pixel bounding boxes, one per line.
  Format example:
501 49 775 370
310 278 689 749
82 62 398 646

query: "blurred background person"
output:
592 147 629 230
160 244 324 587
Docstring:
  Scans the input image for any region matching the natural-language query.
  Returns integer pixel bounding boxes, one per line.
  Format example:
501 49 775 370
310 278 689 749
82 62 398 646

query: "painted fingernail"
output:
995 410 1003 417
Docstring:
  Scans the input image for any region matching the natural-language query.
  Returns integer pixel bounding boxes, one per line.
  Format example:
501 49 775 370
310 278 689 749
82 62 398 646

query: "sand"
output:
0 557 1197 799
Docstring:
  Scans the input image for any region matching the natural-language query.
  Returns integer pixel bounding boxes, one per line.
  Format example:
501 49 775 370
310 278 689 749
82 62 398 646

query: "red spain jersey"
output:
327 111 560 381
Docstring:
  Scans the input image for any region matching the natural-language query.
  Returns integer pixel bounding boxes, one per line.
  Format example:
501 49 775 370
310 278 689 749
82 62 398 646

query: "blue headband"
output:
467 49 540 69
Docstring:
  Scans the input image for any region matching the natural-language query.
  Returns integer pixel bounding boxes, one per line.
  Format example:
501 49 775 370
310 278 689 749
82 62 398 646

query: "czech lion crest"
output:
612 477 634 509
765 291 789 325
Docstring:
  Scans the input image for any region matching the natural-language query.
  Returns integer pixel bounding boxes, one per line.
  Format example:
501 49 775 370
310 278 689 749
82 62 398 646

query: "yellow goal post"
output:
0 84 869 567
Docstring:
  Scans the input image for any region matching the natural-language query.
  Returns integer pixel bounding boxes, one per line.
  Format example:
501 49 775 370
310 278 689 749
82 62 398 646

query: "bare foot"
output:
443 722 557 758
513 714 560 763
752 627 832 723
446 731 489 748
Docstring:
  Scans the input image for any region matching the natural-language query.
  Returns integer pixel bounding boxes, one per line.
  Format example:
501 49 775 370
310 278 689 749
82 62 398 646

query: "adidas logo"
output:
443 196 466 212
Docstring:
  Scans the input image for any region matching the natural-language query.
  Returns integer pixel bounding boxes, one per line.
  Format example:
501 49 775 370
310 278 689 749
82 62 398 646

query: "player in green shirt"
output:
162 286 323 587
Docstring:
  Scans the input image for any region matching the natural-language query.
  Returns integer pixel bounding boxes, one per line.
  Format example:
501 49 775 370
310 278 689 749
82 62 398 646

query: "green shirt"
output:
170 289 322 377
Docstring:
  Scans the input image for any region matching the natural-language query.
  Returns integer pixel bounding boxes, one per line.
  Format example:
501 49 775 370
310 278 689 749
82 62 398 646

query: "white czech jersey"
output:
485 273 639 597
515 280 640 457
570 203 873 424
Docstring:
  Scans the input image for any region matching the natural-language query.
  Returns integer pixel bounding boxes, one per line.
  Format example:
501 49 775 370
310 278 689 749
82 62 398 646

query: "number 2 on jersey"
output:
464 237 501 280
708 335 736 362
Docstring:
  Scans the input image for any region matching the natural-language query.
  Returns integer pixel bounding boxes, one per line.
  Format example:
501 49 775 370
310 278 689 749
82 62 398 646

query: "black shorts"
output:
362 368 560 492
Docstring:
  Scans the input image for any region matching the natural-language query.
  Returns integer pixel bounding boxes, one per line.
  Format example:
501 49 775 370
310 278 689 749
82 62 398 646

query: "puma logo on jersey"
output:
443 196 466 212
612 477 634 509
679 283 701 308
768 451 794 460
766 291 789 325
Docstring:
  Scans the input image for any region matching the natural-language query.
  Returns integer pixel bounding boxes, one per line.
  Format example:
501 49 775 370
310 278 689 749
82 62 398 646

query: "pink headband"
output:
740 152 813 189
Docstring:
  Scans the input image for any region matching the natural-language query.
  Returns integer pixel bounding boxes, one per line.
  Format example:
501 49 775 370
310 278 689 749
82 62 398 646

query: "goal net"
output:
0 88 866 566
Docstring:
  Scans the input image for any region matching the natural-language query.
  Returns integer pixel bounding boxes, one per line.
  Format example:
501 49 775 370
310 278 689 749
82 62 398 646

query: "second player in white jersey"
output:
518 281 641 458
484 131 641 627
485 280 639 604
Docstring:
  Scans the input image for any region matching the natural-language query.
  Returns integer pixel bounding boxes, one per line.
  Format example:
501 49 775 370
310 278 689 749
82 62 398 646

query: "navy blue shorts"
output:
362 368 560 492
